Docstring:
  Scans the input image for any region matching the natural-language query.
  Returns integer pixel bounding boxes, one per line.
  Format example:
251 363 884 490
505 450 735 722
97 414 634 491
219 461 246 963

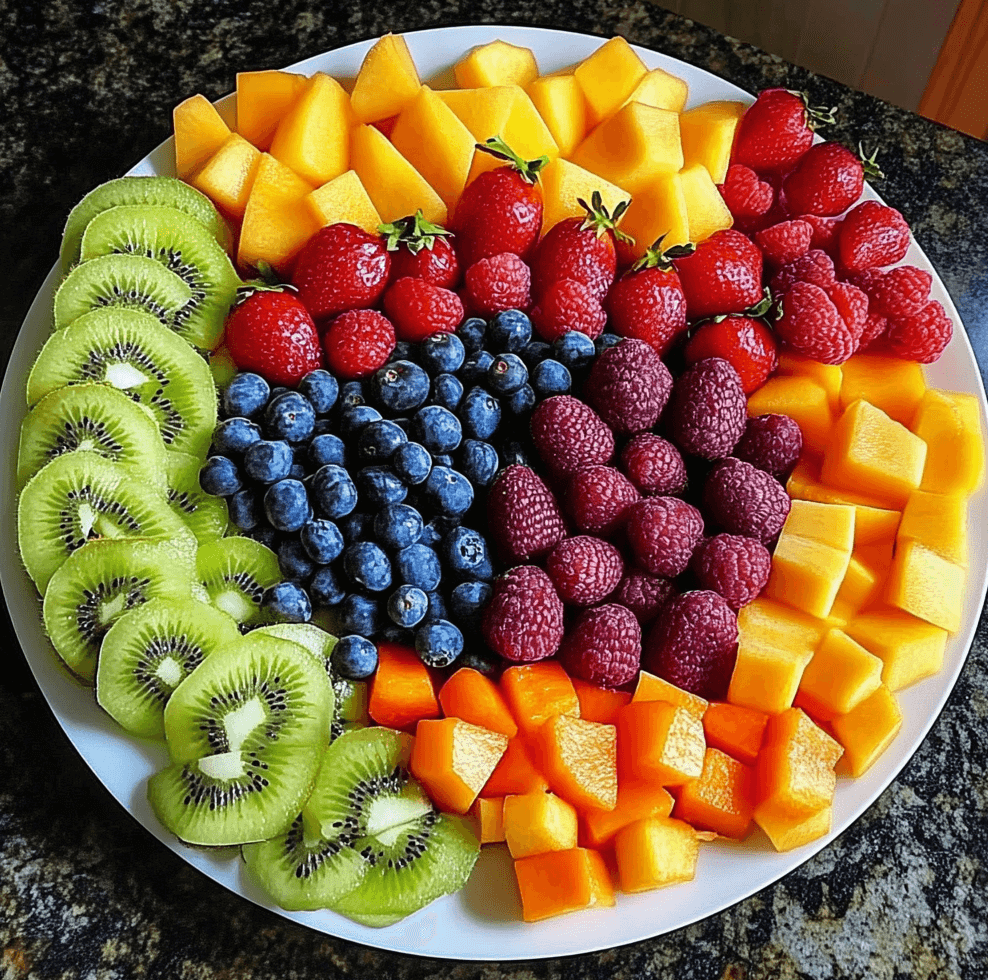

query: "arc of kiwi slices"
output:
196 537 282 629
165 452 228 544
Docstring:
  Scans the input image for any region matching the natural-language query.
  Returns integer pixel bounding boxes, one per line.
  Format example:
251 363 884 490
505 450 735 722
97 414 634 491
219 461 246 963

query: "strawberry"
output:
322 309 396 380
451 137 547 268
673 229 764 320
291 223 390 324
530 278 607 341
382 276 464 342
381 210 460 289
753 219 813 269
684 312 779 394
464 252 532 317
774 280 861 364
225 287 324 386
718 164 775 231
837 200 911 271
782 142 882 217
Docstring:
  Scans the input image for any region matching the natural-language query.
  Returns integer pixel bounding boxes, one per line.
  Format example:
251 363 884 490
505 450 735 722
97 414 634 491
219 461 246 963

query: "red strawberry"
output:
774 280 861 364
754 219 813 268
451 137 546 268
782 142 881 217
732 88 834 175
838 201 911 271
464 252 532 317
684 314 779 394
673 229 764 320
292 223 390 323
884 300 952 363
718 164 775 231
382 276 464 342
224 288 323 386
530 278 607 341
322 309 396 380
381 211 460 289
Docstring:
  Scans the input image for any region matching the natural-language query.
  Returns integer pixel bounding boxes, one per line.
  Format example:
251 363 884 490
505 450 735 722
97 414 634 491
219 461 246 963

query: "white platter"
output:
2 23 987 962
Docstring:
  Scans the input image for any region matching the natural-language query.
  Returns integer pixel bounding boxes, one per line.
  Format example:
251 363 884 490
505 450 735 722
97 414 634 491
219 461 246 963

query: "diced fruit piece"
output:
439 667 519 738
615 700 704 786
764 532 852 620
911 389 985 495
775 352 842 414
190 134 261 219
831 684 903 776
827 550 883 624
797 628 883 717
539 157 632 237
728 637 814 715
617 174 690 256
898 490 967 566
678 100 746 183
755 803 831 852
839 354 927 426
581 781 674 849
173 93 232 179
613 817 699 893
844 608 948 691
678 162 734 242
675 747 755 839
526 74 587 157
514 847 615 921
455 40 539 89
621 68 690 114
480 736 548 797
884 538 965 633
746 375 834 455
503 790 577 858
537 714 618 812
737 597 828 656
850 505 901 546
500 661 580 736
368 642 440 730
786 456 899 513
573 36 647 129
305 170 382 234
350 33 422 124
702 701 768 766
572 678 631 725
236 70 308 150
780 499 856 552
411 717 509 814
632 670 708 721
469 796 506 844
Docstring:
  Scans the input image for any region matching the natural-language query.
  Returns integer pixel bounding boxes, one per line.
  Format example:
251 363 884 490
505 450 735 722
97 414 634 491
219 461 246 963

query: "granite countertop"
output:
2 2 987 977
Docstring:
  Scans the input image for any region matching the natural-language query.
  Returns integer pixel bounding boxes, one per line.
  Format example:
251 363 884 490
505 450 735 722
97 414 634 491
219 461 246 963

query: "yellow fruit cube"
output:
737 597 829 654
797 628 883 717
614 817 699 893
190 133 261 219
781 499 856 553
851 504 901 545
617 173 689 256
454 39 539 89
827 551 883 625
831 685 902 777
775 352 843 414
898 490 968 566
305 170 382 235
173 93 232 179
679 100 747 183
755 803 831 852
678 163 734 243
746 375 834 455
620 67 689 114
469 796 506 844
513 848 615 921
839 353 927 426
728 638 814 715
885 538 965 633
844 608 948 690
350 33 422 124
539 158 631 237
911 389 986 495
235 70 308 151
573 36 647 128
787 456 899 512
502 791 577 859
526 74 587 157
765 534 852 620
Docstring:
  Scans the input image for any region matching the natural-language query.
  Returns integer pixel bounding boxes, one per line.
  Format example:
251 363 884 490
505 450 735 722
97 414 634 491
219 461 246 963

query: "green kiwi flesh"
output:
166 452 229 543
196 537 282 629
95 596 240 738
27 307 219 458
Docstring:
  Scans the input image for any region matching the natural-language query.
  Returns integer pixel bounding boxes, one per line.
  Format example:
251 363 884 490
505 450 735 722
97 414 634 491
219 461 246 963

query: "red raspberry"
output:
567 465 640 535
382 213 460 289
838 201 911 271
733 414 803 478
754 219 813 269
869 265 932 319
620 433 686 496
487 464 567 564
613 570 677 625
774 280 860 364
482 565 564 663
691 534 771 610
382 276 464 343
732 88 816 176
667 357 747 460
781 142 867 217
605 256 688 356
800 214 842 255
560 604 642 689
673 230 764 320
683 316 779 394
463 252 532 318
530 278 607 341
718 164 774 230
546 536 624 606
839 266 885 297
770 249 836 295
858 310 888 351
643 590 739 699
827 280 869 337
626 496 705 578
530 395 615 479
321 309 395 381
584 339 672 435
884 300 953 363
704 457 791 543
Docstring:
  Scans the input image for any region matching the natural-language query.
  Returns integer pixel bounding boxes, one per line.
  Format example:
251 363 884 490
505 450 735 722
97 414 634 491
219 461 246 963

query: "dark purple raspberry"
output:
559 603 642 689
626 496 705 577
482 565 564 662
691 533 771 610
620 433 687 496
667 357 747 460
733 414 803 477
487 464 566 564
530 395 615 478
584 338 673 435
704 457 791 543
643 590 739 699
567 465 640 535
546 535 624 606
613 570 678 625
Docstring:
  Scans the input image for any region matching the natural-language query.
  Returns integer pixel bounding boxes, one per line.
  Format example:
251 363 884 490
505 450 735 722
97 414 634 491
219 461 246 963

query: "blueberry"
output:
552 330 596 371
310 566 346 607
420 516 458 548
199 455 242 497
339 512 372 545
595 332 623 354
262 581 312 623
310 464 358 520
222 372 270 420
248 524 279 550
419 332 466 375
244 439 293 484
449 580 493 630
278 536 317 583
356 465 408 507
392 441 432 485
343 541 393 592
488 308 533 352
428 372 464 412
370 360 430 413
520 340 551 367
297 369 339 415
228 487 261 530
395 543 442 591
380 625 413 645
312 418 335 436
486 352 528 395
456 316 487 353
264 479 311 532
331 634 379 679
338 404 383 439
504 383 536 415
433 454 454 467
357 419 408 462
531 358 572 398
212 417 262 455
340 593 384 636
309 433 347 469
460 350 495 384
338 380 367 410
373 503 424 551
425 589 448 622
442 526 494 581
300 518 345 564
289 463 307 479
390 340 416 363
455 646 502 676
264 390 316 443
423 465 475 517
387 585 429 628
456 439 499 488
459 387 501 440
269 386 289 400
411 405 462 455
415 619 464 668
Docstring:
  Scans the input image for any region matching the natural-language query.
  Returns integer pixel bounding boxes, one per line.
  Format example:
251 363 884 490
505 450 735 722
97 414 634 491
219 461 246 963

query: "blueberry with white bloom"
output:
343 541 393 592
264 390 316 443
519 340 551 367
419 332 466 375
264 479 311 532
373 503 424 551
310 566 346 607
244 439 293 484
297 369 338 415
340 593 384 636
487 309 532 352
332 634 379 680
442 526 494 581
552 330 596 372
531 358 572 399
300 518 345 564
310 464 358 520
456 316 486 353
370 360 430 413
460 350 494 384
308 433 346 468
356 465 407 507
456 439 499 488
504 383 536 415
212 416 262 455
392 441 432 485
415 619 464 668
387 585 429 629
199 455 242 497
428 372 464 411
412 405 462 455
423 465 474 517
357 419 408 462
486 353 528 395
459 386 501 440
338 380 367 410
450 580 493 630
338 404 382 439
261 582 312 624
228 487 261 531
395 543 442 592
222 372 269 420
278 537 317 583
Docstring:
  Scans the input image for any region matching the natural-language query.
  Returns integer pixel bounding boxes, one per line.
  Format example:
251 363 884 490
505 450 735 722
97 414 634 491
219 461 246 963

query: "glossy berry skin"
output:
530 359 572 398
531 216 618 301
264 391 316 443
505 383 536 415
383 277 464 342
370 360 431 413
225 290 323 387
457 439 499 487
332 635 379 679
456 316 487 353
782 142 865 217
310 464 358 520
488 309 533 352
486 353 528 395
199 455 242 497
223 372 270 419
684 316 779 394
551 331 596 372
373 502 424 551
263 478 311 532
753 219 813 269
732 88 815 176
415 619 464 668
442 525 494 582
295 369 338 415
387 585 429 629
459 386 502 441
212 417 261 456
392 441 432 485
300 518 345 564
718 164 774 231
357 419 408 463
775 280 862 364
422 465 475 517
531 278 607 341
838 201 912 271
322 309 396 381
395 543 443 592
244 440 293 484
606 265 687 356
343 541 393 592
428 373 464 412
418 332 466 376
673 230 764 320
261 582 312 624
389 234 460 289
357 466 408 507
482 564 564 663
228 488 260 530
411 405 463 454
464 253 532 318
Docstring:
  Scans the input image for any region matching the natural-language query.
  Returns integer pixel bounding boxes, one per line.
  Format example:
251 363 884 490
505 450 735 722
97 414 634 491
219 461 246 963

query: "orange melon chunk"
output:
632 670 708 720
621 67 690 114
727 637 814 715
897 490 968 567
500 661 580 736
826 551 883 625
572 678 631 725
797 628 883 717
780 499 856 552
911 389 985 495
844 608 948 691
675 747 755 839
775 352 843 414
573 36 647 128
173 93 232 179
613 817 699 893
190 133 261 220
305 169 382 234
367 642 440 731
764 532 852 620
786 456 894 513
884 538 965 633
678 162 734 243
831 684 902 776
746 375 834 454
503 790 577 859
615 700 704 786
702 701 768 766
514 847 615 921
839 354 927 426
439 666 519 738
350 33 422 124
755 802 831 852
617 174 690 257
581 780 674 849
235 70 308 150
537 714 618 812
454 39 539 89
678 100 746 183
469 796 506 844
526 73 588 157
480 736 548 798
736 597 829 655
539 157 631 237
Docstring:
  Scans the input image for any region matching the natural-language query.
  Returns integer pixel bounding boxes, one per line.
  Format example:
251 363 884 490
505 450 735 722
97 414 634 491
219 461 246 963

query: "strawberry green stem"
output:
475 136 549 183
630 235 696 272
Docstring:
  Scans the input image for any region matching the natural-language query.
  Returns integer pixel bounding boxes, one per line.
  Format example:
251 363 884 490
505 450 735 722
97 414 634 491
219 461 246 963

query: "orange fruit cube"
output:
367 642 440 730
468 796 506 844
775 352 843 413
613 817 699 892
632 670 708 719
884 538 965 633
503 790 577 859
190 133 262 220
839 353 927 426
454 39 539 89
573 36 647 127
581 780 674 849
173 93 232 179
746 375 835 454
702 701 768 766
500 661 580 736
678 162 734 243
235 70 308 151
305 170 382 235
844 608 947 691
756 802 831 852
897 490 968 567
480 736 548 797
831 684 903 776
911 389 985 495
526 73 587 157
350 33 422 124
675 747 755 839
617 174 690 257
538 157 631 237
514 847 615 921
797 628 883 717
537 714 618 812
572 678 631 724
621 67 690 114
678 100 746 182
615 700 704 786
439 666 519 738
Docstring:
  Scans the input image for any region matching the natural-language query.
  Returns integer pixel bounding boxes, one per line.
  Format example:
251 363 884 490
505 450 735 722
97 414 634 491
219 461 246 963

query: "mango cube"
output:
305 169 382 234
746 375 834 454
350 33 422 124
581 780 674 849
632 670 708 720
911 389 986 495
620 67 689 114
728 638 814 715
173 93 232 179
797 628 883 718
235 70 308 151
679 100 746 183
839 354 927 425
781 499 856 552
190 133 261 219
678 162 734 242
537 714 617 812
831 685 903 776
526 73 587 157
613 817 699 893
844 607 948 691
765 533 852 620
454 39 539 89
617 174 689 256
787 456 900 513
775 352 843 413
469 796 505 844
755 802 831 852
675 747 755 839
514 847 615 921
827 551 883 624
885 538 965 633
736 597 829 654
898 490 968 566
503 790 577 859
615 701 704 786
572 36 647 128
539 157 631 236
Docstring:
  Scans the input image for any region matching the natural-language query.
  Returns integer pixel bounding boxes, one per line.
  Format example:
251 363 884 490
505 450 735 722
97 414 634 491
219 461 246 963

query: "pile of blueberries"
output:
199 308 611 680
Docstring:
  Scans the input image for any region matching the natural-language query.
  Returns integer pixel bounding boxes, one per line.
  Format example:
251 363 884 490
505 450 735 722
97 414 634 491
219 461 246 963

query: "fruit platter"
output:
2 23 987 961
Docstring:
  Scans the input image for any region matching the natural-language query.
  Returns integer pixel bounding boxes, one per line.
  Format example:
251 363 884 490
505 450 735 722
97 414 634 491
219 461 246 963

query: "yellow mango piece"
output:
775 352 843 414
831 685 902 777
679 100 746 183
787 456 900 513
839 354 927 426
678 163 734 243
305 170 382 234
851 504 901 545
468 796 506 844
351 33 422 124
911 389 986 495
571 102 683 194
884 539 965 633
728 638 814 715
502 791 577 859
827 552 883 625
618 174 689 257
747 376 834 455
235 70 308 151
526 74 587 157
539 157 631 237
349 123 447 225
755 803 831 852
173 93 232 179
737 597 829 655
765 534 852 620
614 817 699 892
269 73 352 186
898 490 968 566
798 628 883 717
621 67 689 114
844 608 948 690
780 499 856 553
573 36 647 129
190 133 261 220
454 39 539 89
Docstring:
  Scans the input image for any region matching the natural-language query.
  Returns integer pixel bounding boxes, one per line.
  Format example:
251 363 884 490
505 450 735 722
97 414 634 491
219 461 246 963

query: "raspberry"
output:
718 164 774 230
487 464 567 564
733 414 803 478
613 570 677 625
839 266 884 298
666 357 747 460
531 278 607 341
643 590 739 699
482 565 564 663
884 300 953 363
838 201 911 271
464 252 532 318
869 265 932 319
567 465 640 535
546 535 624 606
703 457 791 543
620 434 687 496
322 309 396 380
691 534 771 610
560 604 642 689
774 280 860 364
382 276 464 342
826 280 869 336
858 310 888 351
584 339 673 436
530 395 615 479
626 496 705 578
800 214 842 256
770 249 836 296
754 219 813 269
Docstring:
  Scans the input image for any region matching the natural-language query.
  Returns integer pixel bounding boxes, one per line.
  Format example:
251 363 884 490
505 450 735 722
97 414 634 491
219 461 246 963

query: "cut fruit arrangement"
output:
12 28 987 932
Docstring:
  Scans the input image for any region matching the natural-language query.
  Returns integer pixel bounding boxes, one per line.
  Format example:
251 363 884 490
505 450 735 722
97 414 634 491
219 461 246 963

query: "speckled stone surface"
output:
2 1 987 977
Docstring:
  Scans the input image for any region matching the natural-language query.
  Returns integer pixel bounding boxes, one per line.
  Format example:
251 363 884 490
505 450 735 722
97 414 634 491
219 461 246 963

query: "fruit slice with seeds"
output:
196 536 282 629
165 452 229 543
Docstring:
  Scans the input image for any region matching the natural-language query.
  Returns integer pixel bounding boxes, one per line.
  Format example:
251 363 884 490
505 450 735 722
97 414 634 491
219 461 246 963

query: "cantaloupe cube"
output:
775 352 843 414
831 684 902 776
305 170 382 234
632 670 708 720
844 608 948 690
526 73 587 157
737 597 829 653
898 490 968 566
236 70 308 150
827 551 883 624
514 847 614 921
620 67 689 114
728 638 814 715
746 375 834 454
581 781 674 849
539 157 631 236
787 456 899 512
675 747 755 839
173 93 232 179
797 628 883 718
537 714 617 812
755 802 831 852
503 790 577 859
765 534 852 620
614 817 699 892
885 538 965 633
911 389 986 495
469 796 506 844
349 123 447 225
781 499 856 553
573 36 647 128
614 700 705 786
702 701 769 766
839 354 927 426
617 173 689 256
500 661 580 736
350 33 422 124
190 133 261 219
454 39 539 89
679 100 747 183
678 162 734 242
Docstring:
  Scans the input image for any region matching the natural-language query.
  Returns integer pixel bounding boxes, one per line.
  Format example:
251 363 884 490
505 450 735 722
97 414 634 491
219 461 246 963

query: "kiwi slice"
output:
303 727 480 927
60 175 231 272
95 596 240 738
166 452 228 544
197 537 282 629
42 537 196 682
17 383 168 488
17 451 197 593
147 632 333 846
79 205 240 351
26 307 219 458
